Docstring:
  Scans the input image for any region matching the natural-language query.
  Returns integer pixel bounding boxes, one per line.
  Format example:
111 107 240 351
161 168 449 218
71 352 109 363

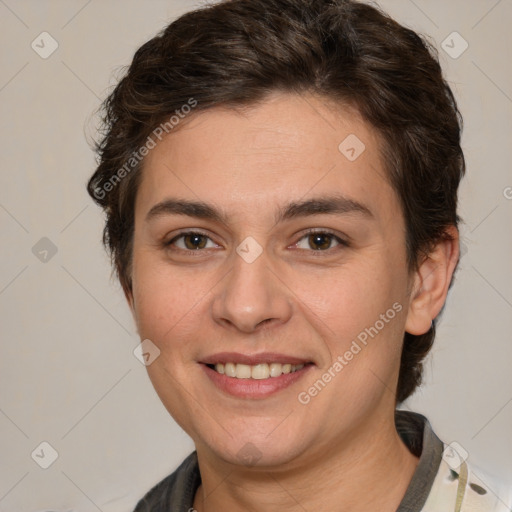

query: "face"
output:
127 91 417 468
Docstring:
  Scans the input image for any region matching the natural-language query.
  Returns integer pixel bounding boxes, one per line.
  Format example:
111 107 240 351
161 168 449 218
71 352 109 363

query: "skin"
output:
125 91 459 511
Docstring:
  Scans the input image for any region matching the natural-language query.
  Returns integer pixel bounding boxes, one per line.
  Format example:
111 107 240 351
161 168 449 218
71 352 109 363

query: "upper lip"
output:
200 352 312 366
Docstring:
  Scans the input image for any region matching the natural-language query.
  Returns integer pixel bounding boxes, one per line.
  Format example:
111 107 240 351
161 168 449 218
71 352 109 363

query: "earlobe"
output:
405 226 460 336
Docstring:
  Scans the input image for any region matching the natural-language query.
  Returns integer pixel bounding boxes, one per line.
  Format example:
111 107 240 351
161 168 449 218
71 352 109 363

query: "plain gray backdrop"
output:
0 1 511 510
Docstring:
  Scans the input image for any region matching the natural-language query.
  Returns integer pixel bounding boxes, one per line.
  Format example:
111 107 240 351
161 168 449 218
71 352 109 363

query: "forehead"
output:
135 92 399 225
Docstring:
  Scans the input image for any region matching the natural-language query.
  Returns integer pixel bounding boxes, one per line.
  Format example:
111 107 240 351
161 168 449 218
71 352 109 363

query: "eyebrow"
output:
145 194 373 225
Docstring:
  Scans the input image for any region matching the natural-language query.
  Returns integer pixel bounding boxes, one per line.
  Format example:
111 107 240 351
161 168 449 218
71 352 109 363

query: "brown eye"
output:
308 233 333 250
183 233 208 250
167 232 216 251
295 231 347 252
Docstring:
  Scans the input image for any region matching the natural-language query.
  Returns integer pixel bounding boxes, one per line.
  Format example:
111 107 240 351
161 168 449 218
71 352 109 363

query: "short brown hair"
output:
87 0 465 403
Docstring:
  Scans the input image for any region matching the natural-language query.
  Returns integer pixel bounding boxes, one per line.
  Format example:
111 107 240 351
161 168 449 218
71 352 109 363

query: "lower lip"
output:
201 364 313 399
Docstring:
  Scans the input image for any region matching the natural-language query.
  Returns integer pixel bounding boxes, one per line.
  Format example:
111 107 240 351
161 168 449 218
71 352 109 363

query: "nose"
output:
211 248 293 334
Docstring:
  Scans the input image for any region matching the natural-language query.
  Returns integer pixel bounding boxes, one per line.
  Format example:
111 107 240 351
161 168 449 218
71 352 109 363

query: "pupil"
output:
186 234 206 250
309 233 330 250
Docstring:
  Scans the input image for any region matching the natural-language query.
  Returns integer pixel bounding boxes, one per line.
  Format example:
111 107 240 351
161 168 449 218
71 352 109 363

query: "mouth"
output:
199 352 315 399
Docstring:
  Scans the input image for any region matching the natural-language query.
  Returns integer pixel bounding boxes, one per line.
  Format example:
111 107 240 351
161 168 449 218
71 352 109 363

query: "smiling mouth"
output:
206 362 311 379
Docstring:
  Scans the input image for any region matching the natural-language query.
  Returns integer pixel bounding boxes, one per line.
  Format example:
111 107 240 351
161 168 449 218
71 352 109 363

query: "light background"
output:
0 0 511 510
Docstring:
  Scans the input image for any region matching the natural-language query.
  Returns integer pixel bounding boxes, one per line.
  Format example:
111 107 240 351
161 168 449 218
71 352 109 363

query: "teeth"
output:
213 362 305 379
236 364 252 379
224 362 236 377
269 363 282 377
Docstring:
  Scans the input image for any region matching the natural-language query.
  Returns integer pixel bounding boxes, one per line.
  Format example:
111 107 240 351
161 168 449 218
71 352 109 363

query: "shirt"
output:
133 410 512 511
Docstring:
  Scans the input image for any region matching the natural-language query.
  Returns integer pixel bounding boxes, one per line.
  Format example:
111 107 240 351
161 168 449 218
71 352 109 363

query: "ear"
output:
405 226 460 335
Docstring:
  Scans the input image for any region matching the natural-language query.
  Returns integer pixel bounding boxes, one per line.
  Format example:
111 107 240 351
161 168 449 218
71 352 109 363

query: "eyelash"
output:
164 229 349 254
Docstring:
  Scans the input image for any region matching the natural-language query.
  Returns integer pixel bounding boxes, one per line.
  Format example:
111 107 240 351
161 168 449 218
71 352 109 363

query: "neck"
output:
193 410 420 512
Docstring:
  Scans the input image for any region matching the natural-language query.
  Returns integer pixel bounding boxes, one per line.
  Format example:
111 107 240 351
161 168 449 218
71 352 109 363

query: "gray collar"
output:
396 410 444 511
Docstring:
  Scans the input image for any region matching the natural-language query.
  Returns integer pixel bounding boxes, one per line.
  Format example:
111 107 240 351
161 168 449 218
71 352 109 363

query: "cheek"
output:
292 262 396 336
294 259 407 385
131 255 206 345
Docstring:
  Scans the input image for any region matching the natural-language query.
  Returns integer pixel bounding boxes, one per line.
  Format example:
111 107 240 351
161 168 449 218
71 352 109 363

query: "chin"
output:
197 422 310 469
